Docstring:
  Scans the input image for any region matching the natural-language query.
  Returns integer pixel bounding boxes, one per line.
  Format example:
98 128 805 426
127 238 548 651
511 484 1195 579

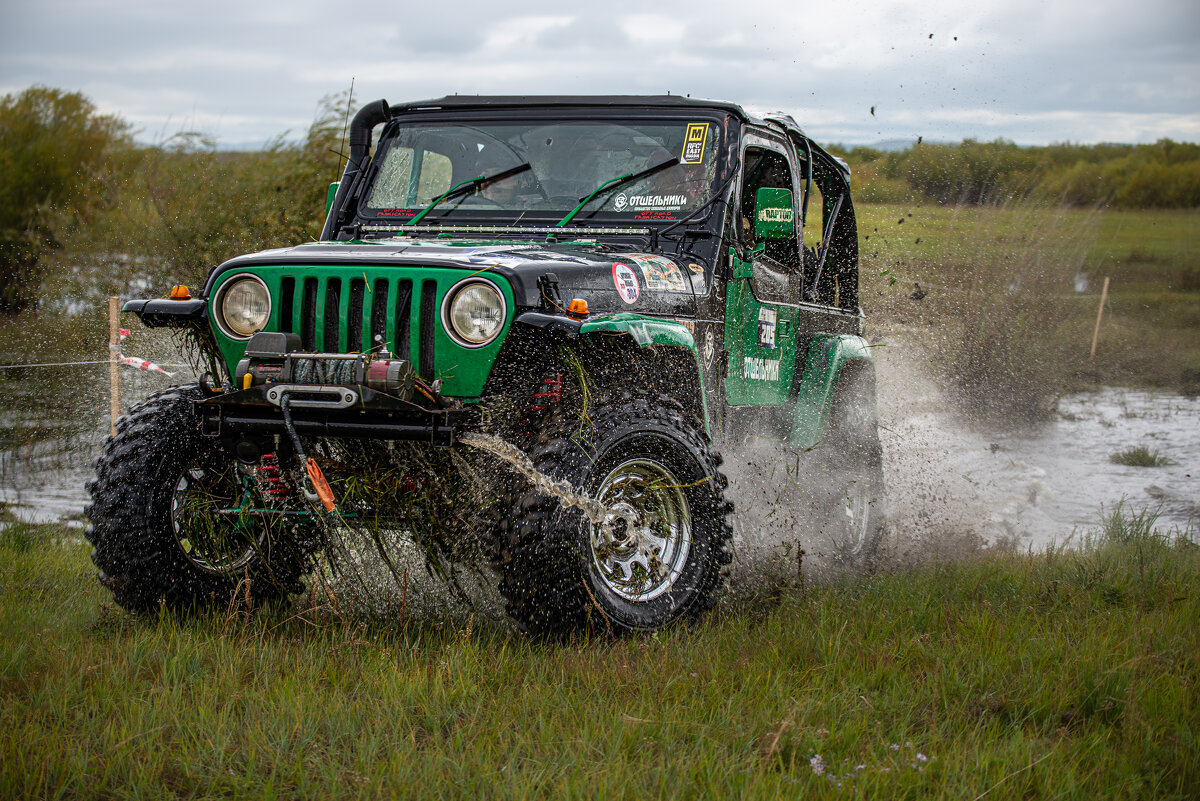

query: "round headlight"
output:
444 280 506 347
216 275 271 339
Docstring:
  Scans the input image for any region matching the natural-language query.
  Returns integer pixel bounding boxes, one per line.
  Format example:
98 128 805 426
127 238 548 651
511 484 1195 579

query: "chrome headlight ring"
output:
441 278 507 348
213 273 271 340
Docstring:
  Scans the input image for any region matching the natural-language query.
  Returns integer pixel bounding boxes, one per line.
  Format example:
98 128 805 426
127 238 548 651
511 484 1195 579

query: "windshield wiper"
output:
553 157 679 230
406 163 532 226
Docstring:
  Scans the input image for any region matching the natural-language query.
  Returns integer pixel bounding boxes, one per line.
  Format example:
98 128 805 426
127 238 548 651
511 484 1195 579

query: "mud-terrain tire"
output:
86 384 318 614
821 368 886 564
496 396 732 637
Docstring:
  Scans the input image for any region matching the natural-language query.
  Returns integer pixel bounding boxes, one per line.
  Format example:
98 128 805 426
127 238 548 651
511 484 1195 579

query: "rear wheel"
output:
86 384 318 614
496 396 732 637
822 369 886 563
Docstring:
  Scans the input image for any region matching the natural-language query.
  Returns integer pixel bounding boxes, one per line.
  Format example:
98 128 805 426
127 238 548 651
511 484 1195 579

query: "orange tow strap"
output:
306 457 336 513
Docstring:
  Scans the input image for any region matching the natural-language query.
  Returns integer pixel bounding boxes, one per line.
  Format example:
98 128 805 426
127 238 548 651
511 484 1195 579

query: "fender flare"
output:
789 334 875 450
579 313 710 431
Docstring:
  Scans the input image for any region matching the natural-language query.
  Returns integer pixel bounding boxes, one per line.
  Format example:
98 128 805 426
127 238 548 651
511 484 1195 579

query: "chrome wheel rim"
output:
831 476 873 557
590 458 692 602
171 465 261 574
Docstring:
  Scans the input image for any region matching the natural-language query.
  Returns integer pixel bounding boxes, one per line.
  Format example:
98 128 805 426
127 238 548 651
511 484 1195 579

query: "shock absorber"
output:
529 373 564 412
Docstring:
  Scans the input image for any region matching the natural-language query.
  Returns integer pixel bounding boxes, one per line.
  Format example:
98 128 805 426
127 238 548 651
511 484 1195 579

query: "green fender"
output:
789 334 875 450
579 313 710 430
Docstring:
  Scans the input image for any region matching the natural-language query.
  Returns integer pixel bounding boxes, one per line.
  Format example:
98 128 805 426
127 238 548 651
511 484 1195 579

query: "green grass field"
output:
2 510 1196 800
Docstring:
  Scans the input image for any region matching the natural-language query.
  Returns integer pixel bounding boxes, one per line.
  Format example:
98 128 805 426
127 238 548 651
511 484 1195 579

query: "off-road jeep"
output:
87 95 883 635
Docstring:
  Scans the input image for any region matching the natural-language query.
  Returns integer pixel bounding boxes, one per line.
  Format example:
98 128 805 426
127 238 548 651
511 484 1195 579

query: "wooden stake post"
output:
1090 277 1110 360
109 296 120 435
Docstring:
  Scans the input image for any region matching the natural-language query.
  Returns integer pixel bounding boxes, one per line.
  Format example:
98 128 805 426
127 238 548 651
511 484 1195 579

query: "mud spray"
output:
326 426 870 618
473 340 1198 609
3 337 1197 620
301 432 648 623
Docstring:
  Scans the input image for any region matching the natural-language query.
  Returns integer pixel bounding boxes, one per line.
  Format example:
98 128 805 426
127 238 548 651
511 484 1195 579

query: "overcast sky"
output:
2 0 1197 149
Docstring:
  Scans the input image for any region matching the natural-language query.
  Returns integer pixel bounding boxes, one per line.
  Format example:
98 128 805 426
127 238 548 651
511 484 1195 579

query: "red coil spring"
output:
396 474 427 493
256 453 292 501
522 373 563 434
528 373 564 413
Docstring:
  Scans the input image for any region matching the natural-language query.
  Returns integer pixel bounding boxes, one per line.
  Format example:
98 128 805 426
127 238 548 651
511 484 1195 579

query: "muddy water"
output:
3 349 1197 550
0 364 188 526
877 345 1199 551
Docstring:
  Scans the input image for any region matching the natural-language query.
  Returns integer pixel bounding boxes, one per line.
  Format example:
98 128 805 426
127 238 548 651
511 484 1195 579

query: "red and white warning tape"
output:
118 354 174 377
2 328 179 376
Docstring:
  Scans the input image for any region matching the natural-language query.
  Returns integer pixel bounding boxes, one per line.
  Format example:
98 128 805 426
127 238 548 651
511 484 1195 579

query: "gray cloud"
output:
1 0 1196 147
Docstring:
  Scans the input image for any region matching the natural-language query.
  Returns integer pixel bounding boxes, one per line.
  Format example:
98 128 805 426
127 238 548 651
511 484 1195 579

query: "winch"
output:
234 332 415 400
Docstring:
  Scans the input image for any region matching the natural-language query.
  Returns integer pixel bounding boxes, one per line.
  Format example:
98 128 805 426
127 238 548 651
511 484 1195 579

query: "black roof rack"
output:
389 95 752 121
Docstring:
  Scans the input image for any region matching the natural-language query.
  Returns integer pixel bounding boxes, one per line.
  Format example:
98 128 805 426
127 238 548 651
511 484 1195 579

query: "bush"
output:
848 138 1200 210
1109 445 1177 467
0 86 131 313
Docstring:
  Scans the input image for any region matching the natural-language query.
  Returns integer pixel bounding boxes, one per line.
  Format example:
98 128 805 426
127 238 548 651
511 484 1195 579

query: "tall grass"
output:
1109 445 1177 467
2 508 1196 799
859 203 1200 409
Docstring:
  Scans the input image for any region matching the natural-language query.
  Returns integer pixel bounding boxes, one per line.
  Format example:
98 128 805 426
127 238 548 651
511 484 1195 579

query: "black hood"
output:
204 240 710 317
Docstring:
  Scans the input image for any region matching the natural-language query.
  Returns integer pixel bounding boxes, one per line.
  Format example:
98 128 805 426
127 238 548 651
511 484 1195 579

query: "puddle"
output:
878 346 1199 550
3 357 1197 551
0 361 184 525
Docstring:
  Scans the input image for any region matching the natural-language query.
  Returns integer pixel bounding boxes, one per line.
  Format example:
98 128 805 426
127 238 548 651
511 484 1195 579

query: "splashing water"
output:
457 431 641 542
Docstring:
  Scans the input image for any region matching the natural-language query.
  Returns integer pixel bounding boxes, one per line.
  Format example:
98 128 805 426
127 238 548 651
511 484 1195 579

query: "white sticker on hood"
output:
626 253 687 292
612 263 640 304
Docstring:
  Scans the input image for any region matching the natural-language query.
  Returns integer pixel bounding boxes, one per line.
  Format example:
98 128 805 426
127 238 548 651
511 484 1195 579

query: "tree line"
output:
2 85 1198 316
1 86 346 315
832 137 1200 208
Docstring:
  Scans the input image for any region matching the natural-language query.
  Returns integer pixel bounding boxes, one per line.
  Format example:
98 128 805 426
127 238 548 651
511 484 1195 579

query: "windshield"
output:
362 117 723 223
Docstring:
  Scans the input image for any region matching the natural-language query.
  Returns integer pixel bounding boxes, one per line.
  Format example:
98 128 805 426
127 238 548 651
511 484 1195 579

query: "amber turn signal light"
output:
169 285 191 300
566 298 589 319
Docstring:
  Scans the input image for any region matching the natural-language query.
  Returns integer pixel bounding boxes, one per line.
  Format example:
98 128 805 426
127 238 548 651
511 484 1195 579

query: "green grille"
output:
209 265 514 399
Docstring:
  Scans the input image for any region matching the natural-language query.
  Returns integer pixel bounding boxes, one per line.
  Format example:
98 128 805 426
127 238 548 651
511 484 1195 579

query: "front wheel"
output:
86 384 318 613
496 397 732 637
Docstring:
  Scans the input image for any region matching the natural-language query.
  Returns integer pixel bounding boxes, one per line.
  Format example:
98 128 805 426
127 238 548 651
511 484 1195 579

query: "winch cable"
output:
291 357 358 386
278 392 337 513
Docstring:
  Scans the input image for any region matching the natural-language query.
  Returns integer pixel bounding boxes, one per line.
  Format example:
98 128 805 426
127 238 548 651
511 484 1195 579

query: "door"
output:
723 139 803 421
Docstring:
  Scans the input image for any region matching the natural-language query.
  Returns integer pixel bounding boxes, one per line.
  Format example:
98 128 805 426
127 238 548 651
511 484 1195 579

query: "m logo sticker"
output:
681 123 708 164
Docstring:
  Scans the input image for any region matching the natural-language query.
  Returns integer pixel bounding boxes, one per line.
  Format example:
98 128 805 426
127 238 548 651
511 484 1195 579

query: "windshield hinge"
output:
537 272 562 311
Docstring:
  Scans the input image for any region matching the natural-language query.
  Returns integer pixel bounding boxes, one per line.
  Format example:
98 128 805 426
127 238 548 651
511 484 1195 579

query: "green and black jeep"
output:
87 95 883 635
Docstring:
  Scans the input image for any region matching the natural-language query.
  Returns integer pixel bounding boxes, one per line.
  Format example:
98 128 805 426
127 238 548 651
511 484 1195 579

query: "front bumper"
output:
195 384 479 447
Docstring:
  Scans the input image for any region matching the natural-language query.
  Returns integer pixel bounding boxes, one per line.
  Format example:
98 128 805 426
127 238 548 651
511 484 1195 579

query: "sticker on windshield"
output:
612 263 640 304
682 123 709 164
614 192 688 212
626 253 686 292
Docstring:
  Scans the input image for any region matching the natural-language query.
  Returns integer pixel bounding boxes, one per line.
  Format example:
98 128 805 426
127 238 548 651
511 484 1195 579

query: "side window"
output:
366 146 452 208
807 155 859 311
740 146 800 304
802 182 823 251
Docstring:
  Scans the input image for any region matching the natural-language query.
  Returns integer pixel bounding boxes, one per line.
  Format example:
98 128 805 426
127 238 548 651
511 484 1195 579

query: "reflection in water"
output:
883 386 1199 550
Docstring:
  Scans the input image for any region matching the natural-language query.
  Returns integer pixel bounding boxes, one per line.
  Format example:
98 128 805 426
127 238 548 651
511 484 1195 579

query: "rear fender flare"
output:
789 334 875 450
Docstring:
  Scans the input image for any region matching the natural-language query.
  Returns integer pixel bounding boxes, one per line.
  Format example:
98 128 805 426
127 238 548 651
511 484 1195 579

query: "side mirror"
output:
326 181 340 216
753 187 795 240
